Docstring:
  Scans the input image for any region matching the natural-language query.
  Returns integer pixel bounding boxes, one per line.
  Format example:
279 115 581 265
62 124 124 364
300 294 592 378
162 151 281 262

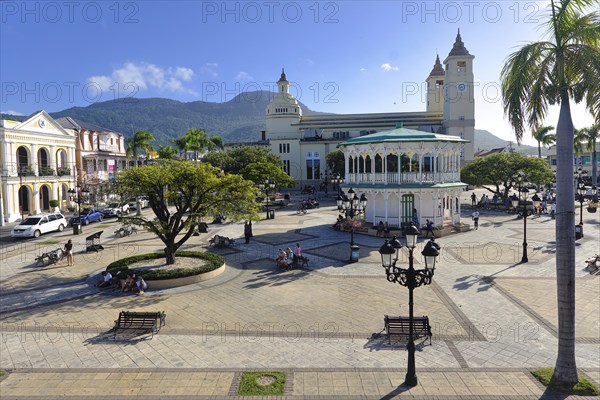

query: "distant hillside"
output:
2 98 545 156
46 92 320 146
474 129 547 156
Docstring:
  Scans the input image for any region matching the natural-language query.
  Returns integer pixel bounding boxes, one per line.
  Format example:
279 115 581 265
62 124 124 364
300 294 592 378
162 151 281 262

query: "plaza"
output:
0 190 598 399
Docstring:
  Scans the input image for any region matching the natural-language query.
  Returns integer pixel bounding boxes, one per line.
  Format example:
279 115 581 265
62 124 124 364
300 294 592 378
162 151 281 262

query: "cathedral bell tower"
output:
265 68 302 137
443 29 475 162
426 54 445 113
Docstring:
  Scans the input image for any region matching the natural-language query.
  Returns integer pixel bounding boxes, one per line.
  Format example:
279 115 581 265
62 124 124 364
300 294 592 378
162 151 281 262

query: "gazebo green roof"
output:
338 124 468 146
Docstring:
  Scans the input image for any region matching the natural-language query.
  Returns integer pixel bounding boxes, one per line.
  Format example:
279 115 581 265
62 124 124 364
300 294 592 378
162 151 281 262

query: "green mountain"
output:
45 91 321 146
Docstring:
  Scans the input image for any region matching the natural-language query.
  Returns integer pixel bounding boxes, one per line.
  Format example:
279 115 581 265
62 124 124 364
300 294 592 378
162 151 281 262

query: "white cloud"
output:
200 62 219 77
235 71 254 82
359 68 367 72
306 58 315 66
87 62 196 95
380 63 399 72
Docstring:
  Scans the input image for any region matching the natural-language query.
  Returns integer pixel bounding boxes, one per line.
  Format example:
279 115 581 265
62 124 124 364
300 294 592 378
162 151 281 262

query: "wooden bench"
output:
113 311 166 339
384 315 432 345
290 255 310 269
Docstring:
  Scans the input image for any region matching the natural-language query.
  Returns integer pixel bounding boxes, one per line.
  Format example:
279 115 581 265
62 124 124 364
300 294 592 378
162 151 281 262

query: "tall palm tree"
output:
126 130 155 167
575 124 599 187
532 125 556 158
501 0 600 387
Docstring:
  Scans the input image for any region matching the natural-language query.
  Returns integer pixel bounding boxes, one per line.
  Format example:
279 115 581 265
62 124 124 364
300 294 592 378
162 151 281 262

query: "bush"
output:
105 251 224 280
49 199 60 208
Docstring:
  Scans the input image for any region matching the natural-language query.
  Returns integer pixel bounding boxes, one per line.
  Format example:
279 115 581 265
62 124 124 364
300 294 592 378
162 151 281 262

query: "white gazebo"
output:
337 123 468 228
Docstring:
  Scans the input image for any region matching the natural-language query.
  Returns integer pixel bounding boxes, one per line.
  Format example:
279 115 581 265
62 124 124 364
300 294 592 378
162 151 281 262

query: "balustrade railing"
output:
346 171 461 185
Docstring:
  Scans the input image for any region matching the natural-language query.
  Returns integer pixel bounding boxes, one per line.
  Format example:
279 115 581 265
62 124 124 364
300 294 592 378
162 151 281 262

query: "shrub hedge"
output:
105 251 224 280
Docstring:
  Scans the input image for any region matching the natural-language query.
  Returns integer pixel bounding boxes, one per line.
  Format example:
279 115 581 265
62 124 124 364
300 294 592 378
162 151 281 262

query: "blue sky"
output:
0 1 596 146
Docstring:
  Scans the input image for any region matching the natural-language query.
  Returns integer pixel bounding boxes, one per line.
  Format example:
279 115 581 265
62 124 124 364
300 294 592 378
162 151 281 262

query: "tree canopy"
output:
240 161 295 188
117 160 260 264
157 145 177 160
203 145 283 175
126 130 155 166
461 152 554 198
326 150 345 177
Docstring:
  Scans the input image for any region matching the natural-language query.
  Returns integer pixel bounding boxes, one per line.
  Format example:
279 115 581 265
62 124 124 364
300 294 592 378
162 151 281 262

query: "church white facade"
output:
265 30 475 185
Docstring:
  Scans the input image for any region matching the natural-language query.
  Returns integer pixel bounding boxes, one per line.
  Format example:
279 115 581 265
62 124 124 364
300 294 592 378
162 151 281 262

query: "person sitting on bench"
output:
133 275 148 295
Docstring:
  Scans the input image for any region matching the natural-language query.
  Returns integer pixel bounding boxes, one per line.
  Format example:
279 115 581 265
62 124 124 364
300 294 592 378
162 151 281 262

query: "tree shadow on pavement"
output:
242 267 310 289
453 262 520 292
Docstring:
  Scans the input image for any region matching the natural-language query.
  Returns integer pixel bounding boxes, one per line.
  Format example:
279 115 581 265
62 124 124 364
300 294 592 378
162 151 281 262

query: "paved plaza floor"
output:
0 192 598 399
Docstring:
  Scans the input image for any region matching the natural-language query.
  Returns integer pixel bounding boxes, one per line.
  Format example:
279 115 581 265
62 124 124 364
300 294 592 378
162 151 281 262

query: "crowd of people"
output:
275 243 303 269
95 271 148 295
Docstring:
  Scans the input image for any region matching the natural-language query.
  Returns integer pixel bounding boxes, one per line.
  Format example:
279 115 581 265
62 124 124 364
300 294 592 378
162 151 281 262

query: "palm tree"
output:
126 130 155 167
175 129 223 160
575 124 599 187
532 125 556 158
501 0 600 387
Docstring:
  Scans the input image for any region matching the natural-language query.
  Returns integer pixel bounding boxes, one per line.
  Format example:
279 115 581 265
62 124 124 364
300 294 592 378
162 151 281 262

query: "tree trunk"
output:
164 236 177 265
538 141 542 158
552 97 579 386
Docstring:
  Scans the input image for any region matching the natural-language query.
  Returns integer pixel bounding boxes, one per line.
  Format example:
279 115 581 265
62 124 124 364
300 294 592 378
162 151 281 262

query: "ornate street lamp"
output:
337 188 367 262
577 179 586 226
379 230 440 387
258 178 276 220
511 174 535 263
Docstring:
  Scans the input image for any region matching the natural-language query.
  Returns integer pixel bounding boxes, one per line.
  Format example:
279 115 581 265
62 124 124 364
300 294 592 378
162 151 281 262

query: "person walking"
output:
64 239 74 266
424 219 435 238
244 221 252 244
471 192 477 206
472 209 480 230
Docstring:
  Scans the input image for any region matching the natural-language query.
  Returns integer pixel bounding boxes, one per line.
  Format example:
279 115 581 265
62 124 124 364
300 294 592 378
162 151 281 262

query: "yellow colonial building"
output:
1 111 76 223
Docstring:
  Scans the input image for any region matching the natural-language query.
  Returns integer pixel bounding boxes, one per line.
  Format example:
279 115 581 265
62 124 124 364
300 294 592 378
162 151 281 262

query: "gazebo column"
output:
370 153 375 184
418 153 422 183
383 151 388 185
345 154 350 182
433 154 437 183
433 190 438 227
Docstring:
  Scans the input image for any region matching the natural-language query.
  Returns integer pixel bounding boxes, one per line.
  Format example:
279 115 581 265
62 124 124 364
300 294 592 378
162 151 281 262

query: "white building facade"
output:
0 111 77 222
265 31 475 185
338 125 467 228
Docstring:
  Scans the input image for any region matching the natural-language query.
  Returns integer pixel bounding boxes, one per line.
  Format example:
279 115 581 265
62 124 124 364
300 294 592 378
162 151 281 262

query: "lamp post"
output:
510 174 540 263
68 185 89 234
577 179 586 226
379 229 440 387
337 187 367 261
331 174 343 196
258 178 276 220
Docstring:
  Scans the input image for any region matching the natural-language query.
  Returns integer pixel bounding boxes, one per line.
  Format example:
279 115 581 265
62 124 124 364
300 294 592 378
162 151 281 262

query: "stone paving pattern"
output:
0 191 598 399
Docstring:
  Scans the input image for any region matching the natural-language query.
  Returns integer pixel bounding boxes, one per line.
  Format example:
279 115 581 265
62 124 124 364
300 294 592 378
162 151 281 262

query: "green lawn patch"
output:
238 371 285 396
105 251 224 280
38 240 61 245
531 368 599 396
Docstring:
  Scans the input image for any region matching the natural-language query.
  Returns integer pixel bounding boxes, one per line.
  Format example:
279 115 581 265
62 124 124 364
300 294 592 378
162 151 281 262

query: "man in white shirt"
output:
95 271 112 288
472 210 480 230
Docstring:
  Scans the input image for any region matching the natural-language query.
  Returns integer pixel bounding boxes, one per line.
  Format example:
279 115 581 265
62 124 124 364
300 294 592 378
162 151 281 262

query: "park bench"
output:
114 226 137 238
35 248 65 266
384 315 432 345
209 234 235 248
290 255 310 269
113 311 166 339
85 231 104 252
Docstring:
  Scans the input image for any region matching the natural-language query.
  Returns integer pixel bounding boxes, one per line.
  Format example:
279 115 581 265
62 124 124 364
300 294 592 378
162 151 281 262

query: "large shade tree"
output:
117 161 260 264
575 124 599 187
532 125 556 158
126 130 155 166
203 146 283 175
240 161 296 188
500 0 600 386
461 152 554 199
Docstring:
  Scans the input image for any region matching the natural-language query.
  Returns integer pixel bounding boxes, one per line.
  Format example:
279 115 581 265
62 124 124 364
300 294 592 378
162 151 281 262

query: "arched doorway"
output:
38 148 50 175
39 185 50 211
18 186 30 215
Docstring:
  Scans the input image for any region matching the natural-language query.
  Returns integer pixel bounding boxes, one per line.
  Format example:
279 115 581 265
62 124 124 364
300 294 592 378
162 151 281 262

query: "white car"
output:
11 213 67 238
102 202 130 217
128 196 149 210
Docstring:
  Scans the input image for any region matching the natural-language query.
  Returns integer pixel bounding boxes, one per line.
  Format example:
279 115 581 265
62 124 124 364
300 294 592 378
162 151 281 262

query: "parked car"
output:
11 213 67 238
102 202 130 217
69 208 103 225
128 196 149 210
